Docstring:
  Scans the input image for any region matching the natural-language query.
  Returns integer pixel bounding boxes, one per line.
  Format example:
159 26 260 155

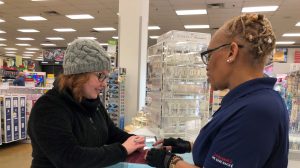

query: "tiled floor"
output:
0 142 300 168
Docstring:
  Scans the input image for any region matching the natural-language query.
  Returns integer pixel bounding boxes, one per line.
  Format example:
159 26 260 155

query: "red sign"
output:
295 50 300 63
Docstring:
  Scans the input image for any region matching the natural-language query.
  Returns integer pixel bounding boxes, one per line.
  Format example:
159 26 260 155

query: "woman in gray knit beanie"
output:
28 39 145 168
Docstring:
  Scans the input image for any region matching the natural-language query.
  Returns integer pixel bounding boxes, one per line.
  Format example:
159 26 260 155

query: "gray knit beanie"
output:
63 39 111 75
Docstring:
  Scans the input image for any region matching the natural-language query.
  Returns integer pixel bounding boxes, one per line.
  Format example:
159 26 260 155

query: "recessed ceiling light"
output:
0 38 6 41
16 43 31 46
242 6 278 13
112 36 119 39
24 51 36 54
276 41 295 45
18 29 40 33
46 37 65 40
23 56 32 59
26 48 39 50
19 16 47 21
5 48 18 50
6 51 16 54
66 14 94 20
16 37 35 40
148 26 160 30
77 37 97 40
149 36 159 39
23 54 33 57
0 19 5 22
296 22 300 26
282 33 300 37
5 54 16 57
184 25 210 29
53 28 76 32
117 13 119 16
176 9 207 15
0 30 6 33
100 43 108 46
41 43 56 46
93 27 116 31
0 43 7 46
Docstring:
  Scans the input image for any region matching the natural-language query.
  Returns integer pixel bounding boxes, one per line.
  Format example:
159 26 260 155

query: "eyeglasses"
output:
200 43 244 65
95 72 109 82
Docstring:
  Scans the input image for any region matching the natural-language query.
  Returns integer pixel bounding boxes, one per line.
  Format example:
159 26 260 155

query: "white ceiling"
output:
0 0 300 60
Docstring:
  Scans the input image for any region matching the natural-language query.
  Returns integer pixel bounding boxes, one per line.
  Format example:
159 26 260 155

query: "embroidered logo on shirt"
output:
212 153 234 168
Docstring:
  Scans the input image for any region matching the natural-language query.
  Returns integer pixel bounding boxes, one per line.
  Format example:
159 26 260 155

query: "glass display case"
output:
145 30 210 141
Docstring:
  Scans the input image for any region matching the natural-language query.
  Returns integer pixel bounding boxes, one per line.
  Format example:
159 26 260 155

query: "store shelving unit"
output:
105 68 126 129
146 30 210 141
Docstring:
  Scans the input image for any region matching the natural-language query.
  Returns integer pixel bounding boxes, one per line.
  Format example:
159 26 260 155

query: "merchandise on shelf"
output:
25 72 46 87
105 68 126 129
0 86 45 145
145 30 211 141
286 70 300 151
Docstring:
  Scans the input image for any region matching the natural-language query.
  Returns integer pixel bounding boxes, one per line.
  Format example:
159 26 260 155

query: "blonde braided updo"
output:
224 13 276 65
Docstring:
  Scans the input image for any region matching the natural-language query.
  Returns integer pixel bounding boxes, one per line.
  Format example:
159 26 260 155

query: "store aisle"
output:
0 142 31 168
0 142 299 168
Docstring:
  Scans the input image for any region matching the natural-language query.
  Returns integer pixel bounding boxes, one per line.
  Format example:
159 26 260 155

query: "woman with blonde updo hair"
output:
146 13 289 168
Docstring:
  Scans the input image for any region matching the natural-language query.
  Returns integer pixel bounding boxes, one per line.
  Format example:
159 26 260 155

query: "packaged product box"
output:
19 96 26 139
12 96 20 141
2 96 13 143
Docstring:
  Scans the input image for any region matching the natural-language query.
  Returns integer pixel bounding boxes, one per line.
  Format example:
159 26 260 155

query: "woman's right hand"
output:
122 136 145 155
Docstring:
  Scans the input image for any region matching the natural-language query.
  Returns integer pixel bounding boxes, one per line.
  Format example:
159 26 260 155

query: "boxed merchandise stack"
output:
105 68 126 129
1 96 13 143
146 30 210 141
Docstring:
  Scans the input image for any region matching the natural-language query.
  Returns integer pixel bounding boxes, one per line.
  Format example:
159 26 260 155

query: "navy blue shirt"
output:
192 78 289 168
13 76 25 86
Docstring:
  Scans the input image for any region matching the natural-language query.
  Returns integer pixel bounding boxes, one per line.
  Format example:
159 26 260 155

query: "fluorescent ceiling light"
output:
18 29 40 33
176 9 207 15
100 43 108 46
148 26 160 30
24 51 36 54
184 25 210 29
23 54 33 56
275 41 295 45
35 59 43 61
149 36 159 39
22 57 32 59
242 6 278 13
31 0 48 1
5 54 16 57
0 30 6 33
41 43 56 46
5 48 18 50
112 36 118 39
282 33 300 37
16 43 31 46
46 37 64 40
16 37 34 40
0 19 5 22
26 48 39 50
6 51 16 54
66 14 94 20
77 37 97 40
0 1 4 5
54 28 76 32
117 13 119 16
0 43 7 46
296 22 300 26
19 16 47 21
0 38 6 41
37 56 43 58
93 27 116 31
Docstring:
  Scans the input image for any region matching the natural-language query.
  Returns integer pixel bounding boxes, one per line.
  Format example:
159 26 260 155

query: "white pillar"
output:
118 0 149 125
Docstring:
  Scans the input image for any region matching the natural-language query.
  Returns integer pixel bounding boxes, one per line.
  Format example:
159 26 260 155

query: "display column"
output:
118 0 149 125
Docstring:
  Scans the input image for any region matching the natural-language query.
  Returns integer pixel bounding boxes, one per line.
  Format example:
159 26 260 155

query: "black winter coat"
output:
28 87 131 168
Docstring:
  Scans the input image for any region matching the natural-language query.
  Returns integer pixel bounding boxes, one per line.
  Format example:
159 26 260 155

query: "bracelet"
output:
169 155 183 168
